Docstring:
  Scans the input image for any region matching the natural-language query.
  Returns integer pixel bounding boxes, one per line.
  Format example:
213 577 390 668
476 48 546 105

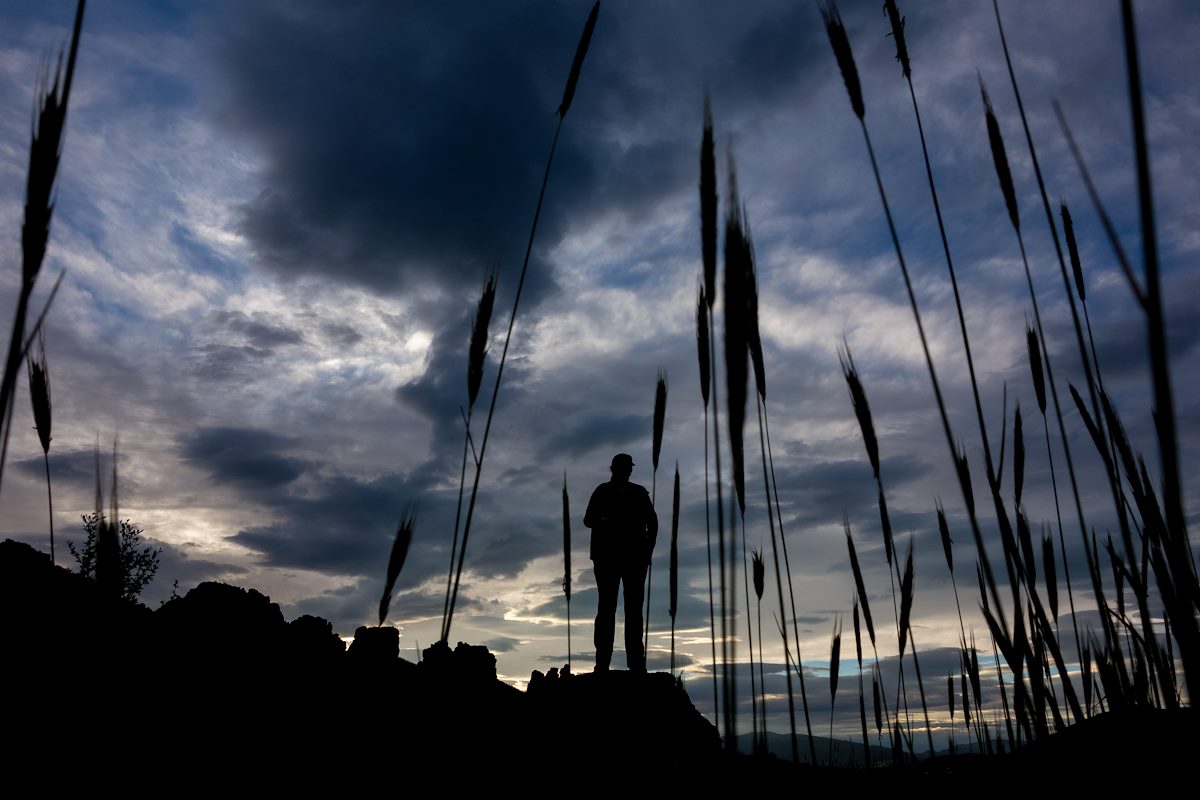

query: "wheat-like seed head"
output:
982 81 1020 234
379 509 416 626
845 519 877 649
556 1 600 120
27 331 51 455
872 671 883 734
948 672 955 720
1026 324 1047 415
652 371 667 473
562 475 571 599
1013 401 1025 511
838 344 879 483
696 285 710 408
898 540 914 657
467 273 496 410
1017 510 1036 585
936 501 953 575
1042 530 1058 622
669 464 680 620
751 547 764 602
851 595 863 669
723 160 750 514
883 0 911 79
1061 202 1086 302
820 1 864 121
830 615 843 702
700 95 717 310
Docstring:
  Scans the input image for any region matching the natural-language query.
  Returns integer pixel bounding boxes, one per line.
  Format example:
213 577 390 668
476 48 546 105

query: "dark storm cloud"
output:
768 454 933 531
205 0 609 305
230 470 431 575
13 449 102 491
180 426 305 489
539 411 645 459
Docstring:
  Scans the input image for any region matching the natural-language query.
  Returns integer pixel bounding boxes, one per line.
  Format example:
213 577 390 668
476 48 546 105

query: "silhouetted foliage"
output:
69 512 160 602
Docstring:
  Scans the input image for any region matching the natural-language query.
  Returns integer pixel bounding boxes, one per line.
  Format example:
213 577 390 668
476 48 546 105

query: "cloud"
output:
180 427 305 490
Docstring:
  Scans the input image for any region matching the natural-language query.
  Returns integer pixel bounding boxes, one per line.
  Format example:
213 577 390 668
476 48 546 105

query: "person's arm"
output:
583 485 603 529
644 488 659 554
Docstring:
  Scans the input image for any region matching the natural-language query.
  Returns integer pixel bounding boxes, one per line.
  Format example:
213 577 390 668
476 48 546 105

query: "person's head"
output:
609 453 634 483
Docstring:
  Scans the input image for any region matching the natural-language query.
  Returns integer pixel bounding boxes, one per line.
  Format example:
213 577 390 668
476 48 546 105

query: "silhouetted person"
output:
584 453 658 673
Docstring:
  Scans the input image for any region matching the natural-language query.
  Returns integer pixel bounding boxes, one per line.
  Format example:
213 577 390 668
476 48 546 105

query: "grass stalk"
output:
669 465 680 674
444 2 599 641
563 475 572 673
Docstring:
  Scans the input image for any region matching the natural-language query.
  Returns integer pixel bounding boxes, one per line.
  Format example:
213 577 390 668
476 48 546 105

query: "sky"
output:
0 0 1196 741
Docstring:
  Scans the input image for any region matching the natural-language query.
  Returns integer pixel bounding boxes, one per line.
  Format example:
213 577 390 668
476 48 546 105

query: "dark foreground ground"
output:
2 540 1194 790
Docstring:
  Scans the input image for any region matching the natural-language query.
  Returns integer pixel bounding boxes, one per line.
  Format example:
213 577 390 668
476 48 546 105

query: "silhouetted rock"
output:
287 613 345 663
347 625 398 662
154 580 287 667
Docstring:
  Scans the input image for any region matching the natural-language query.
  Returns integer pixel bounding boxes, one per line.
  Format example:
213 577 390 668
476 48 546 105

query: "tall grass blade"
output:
646 370 667 650
669 464 680 672
563 474 572 671
1121 0 1196 698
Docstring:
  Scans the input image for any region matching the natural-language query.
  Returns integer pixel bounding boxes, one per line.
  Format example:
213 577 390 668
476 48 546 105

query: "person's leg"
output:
593 561 619 671
621 557 648 672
